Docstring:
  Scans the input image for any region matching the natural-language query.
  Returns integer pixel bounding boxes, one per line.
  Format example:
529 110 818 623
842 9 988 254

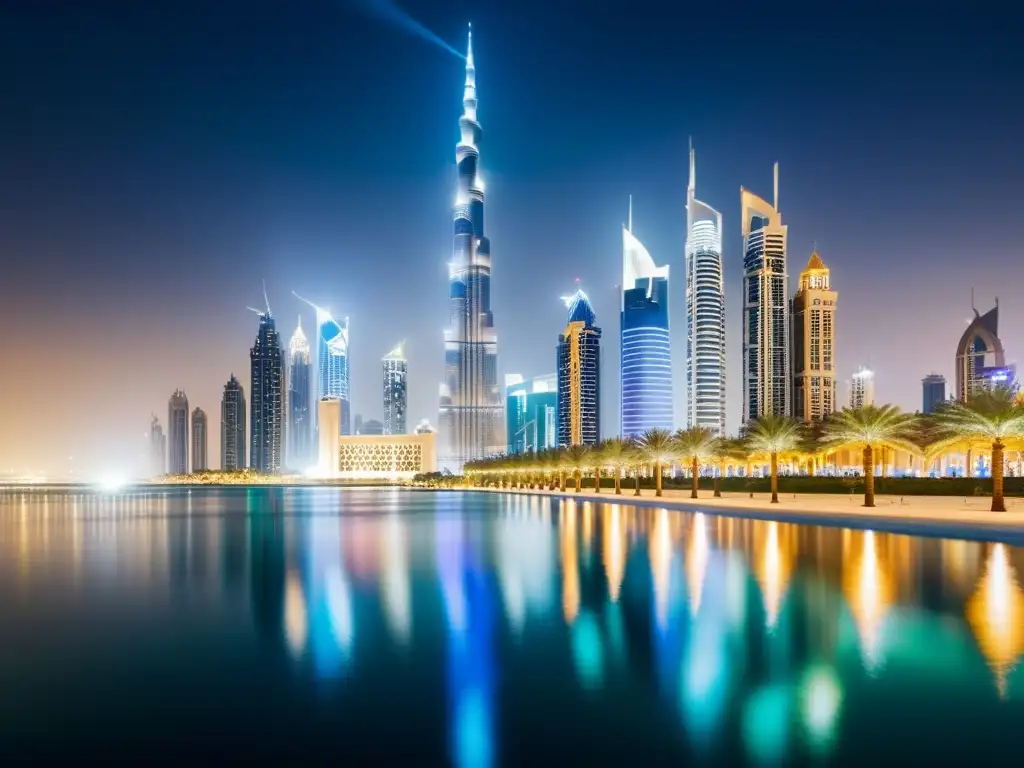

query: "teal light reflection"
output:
572 610 604 689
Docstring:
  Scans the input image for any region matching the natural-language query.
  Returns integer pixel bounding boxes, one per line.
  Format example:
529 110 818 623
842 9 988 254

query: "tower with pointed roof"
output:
956 300 1010 400
250 299 284 473
287 316 313 469
558 289 602 447
791 249 837 422
221 374 247 471
383 342 408 435
438 25 503 469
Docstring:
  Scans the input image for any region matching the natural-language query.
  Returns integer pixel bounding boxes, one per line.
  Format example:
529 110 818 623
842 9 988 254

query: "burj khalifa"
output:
438 25 503 471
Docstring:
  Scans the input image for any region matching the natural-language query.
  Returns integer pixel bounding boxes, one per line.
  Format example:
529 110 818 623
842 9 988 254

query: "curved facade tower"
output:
684 143 726 435
621 201 673 437
293 292 350 437
741 164 789 422
956 301 1009 400
439 25 502 470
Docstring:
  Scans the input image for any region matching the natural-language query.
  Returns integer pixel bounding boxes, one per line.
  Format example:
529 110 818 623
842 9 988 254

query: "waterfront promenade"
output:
471 485 1024 544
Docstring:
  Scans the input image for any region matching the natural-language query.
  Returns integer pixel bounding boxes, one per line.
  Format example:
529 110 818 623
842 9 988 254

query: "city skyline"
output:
1 2 1022 476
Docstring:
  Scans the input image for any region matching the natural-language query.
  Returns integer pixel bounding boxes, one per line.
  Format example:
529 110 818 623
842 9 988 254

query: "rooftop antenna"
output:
262 279 271 316
773 161 779 210
246 306 264 316
971 286 977 316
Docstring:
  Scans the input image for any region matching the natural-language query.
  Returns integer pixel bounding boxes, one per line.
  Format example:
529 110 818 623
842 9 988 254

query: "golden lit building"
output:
791 250 837 422
332 433 437 479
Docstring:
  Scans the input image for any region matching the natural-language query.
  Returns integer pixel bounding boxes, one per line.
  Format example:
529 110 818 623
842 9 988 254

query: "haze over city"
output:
1 0 1020 476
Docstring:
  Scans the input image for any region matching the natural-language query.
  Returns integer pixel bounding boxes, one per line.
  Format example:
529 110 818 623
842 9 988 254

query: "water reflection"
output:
2 488 1024 762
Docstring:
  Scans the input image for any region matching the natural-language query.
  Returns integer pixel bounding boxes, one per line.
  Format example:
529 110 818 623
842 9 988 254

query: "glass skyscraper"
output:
922 373 946 414
557 289 601 447
383 343 408 435
438 26 503 471
741 163 790 422
505 374 557 455
621 202 673 437
167 389 189 475
294 292 351 436
191 407 208 472
221 374 246 471
250 307 284 473
684 143 726 435
287 316 313 470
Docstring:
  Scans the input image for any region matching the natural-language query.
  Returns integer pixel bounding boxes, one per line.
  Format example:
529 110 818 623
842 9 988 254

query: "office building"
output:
684 142 726 435
191 407 208 472
849 367 875 409
317 397 342 476
956 301 1008 400
791 251 837 422
922 374 946 414
287 316 313 470
294 292 351 436
438 26 503 470
557 289 602 447
221 374 247 471
741 164 790 421
505 374 557 455
149 415 166 477
383 343 408 435
621 199 673 436
250 304 285 473
167 389 189 475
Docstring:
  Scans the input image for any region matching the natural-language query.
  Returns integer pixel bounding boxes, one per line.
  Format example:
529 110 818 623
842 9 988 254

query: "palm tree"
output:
638 428 675 497
744 415 803 504
626 439 645 496
928 388 1024 512
673 427 721 499
563 444 590 492
822 404 920 508
713 437 748 497
584 444 604 492
601 438 631 495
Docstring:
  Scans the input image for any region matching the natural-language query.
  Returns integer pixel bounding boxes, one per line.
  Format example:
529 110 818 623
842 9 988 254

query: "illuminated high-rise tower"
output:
249 296 285 473
791 251 837 422
557 289 601 447
621 198 673 437
438 25 503 470
383 342 408 435
293 292 350 436
287 316 313 469
220 374 246 471
191 407 208 471
685 142 725 435
741 164 790 422
167 389 189 475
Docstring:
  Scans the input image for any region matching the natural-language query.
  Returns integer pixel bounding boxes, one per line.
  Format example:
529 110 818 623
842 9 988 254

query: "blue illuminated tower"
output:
557 289 602 447
438 25 503 470
249 295 285 473
287 316 313 469
621 199 673 436
293 292 351 436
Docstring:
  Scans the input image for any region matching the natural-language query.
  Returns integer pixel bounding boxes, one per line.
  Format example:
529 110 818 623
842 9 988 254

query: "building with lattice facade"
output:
330 433 437 479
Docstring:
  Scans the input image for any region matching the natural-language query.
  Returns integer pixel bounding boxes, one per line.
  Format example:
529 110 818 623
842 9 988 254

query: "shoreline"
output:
455 485 1024 545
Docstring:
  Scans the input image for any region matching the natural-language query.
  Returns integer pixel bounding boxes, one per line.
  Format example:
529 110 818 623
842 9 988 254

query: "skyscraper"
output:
922 373 947 414
287 316 313 469
557 289 602 447
621 200 673 437
956 301 1008 401
685 142 726 436
167 389 189 475
221 374 246 471
849 367 875 408
149 415 166 477
791 251 838 422
383 343 408 435
438 25 503 470
741 164 790 422
505 374 557 454
250 303 285 473
191 407 208 471
293 292 351 436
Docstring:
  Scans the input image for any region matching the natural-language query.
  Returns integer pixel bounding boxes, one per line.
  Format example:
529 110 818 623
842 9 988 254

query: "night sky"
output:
1 0 1021 477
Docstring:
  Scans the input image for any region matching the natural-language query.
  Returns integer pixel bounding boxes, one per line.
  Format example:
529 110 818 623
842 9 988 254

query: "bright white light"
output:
96 474 126 492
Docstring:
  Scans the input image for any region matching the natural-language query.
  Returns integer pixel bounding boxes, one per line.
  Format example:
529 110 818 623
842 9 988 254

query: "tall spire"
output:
688 137 695 196
466 22 474 72
628 194 633 232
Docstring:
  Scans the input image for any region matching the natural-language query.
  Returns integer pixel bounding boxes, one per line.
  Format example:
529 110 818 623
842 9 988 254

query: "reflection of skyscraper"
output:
922 373 946 414
250 306 285 473
791 251 838 422
956 301 1009 400
221 374 246 470
685 143 726 436
191 407 208 472
167 389 189 475
288 317 313 469
294 292 351 436
621 201 673 436
149 414 166 477
557 289 601 447
438 27 503 471
741 165 789 421
249 490 287 652
383 343 408 435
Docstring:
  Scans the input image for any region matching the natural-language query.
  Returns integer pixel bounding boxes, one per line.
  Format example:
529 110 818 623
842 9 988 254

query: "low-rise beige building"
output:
327 433 437 479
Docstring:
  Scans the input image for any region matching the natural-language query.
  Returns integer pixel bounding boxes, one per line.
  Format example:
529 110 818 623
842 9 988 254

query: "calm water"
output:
1 487 1022 763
